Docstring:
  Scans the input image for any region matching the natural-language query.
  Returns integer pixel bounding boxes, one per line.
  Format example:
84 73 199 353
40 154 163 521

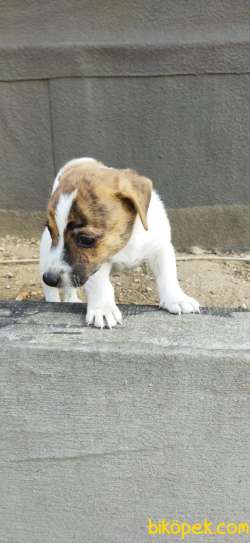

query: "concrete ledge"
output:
1 1 250 80
0 301 249 542
2 38 250 81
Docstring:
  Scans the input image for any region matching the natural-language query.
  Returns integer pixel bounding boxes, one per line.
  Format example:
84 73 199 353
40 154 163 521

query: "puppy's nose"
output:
43 271 60 287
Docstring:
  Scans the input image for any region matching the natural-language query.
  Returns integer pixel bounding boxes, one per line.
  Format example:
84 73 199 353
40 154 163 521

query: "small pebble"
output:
190 246 205 255
16 290 29 301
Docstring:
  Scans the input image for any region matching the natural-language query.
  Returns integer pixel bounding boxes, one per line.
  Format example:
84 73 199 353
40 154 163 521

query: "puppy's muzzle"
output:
43 267 98 289
43 271 61 288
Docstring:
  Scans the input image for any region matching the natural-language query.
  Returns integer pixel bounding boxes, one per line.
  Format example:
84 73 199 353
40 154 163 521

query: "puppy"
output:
40 157 199 328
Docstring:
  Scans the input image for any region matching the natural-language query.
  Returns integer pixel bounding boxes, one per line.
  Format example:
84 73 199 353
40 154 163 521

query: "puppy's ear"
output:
117 169 152 230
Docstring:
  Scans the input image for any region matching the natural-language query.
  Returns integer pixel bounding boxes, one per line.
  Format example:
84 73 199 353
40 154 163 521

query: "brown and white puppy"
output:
40 157 199 328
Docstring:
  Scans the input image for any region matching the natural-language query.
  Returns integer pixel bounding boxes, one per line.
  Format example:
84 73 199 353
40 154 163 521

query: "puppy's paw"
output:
86 303 122 329
160 292 200 315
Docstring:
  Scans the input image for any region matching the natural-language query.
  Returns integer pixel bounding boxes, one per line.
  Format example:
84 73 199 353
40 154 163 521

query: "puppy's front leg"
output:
150 242 200 314
84 263 122 329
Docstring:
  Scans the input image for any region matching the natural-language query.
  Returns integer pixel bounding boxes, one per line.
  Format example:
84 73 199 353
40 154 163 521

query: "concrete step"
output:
0 301 249 542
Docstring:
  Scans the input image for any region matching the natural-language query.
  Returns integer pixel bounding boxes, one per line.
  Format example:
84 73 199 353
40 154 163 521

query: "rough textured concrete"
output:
0 1 250 249
2 33 250 81
0 301 249 543
51 75 250 208
0 0 250 80
168 204 250 251
0 81 54 211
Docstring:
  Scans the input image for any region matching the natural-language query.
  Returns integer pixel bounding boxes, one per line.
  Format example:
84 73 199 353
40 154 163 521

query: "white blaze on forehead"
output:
46 189 77 274
55 190 77 237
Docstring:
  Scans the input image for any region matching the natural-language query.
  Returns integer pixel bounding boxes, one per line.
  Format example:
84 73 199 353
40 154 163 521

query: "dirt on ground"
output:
0 235 250 309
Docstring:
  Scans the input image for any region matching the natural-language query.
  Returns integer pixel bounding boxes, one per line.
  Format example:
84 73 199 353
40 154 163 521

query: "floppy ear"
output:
117 169 153 230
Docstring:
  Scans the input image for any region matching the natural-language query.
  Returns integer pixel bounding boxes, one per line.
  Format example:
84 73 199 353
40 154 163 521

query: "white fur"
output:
40 189 79 299
85 263 122 328
40 228 61 302
40 157 199 327
45 190 77 275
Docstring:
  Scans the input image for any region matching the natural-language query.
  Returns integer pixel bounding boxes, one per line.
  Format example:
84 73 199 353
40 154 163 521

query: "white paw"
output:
160 292 200 315
86 304 122 329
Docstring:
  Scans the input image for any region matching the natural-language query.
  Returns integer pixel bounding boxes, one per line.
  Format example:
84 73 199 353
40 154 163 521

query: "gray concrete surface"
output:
0 81 54 211
0 301 249 542
50 75 250 209
0 1 250 249
1 0 250 80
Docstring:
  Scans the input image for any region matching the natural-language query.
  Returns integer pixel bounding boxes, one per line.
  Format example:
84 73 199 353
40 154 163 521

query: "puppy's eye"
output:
76 235 95 248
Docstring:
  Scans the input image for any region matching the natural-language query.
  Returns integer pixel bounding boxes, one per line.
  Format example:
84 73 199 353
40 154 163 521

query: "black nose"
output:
43 271 60 287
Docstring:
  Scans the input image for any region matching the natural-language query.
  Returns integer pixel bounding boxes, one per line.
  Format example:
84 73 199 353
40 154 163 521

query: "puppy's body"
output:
40 157 199 327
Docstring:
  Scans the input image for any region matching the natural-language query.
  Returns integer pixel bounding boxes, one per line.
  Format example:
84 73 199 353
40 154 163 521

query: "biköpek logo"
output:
147 518 249 539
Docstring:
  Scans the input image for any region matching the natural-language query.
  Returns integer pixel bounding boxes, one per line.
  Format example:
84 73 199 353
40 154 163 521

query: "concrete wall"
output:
0 1 250 249
0 301 250 542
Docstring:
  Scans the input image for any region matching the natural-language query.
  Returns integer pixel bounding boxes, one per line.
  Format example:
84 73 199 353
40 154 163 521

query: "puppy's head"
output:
43 161 152 288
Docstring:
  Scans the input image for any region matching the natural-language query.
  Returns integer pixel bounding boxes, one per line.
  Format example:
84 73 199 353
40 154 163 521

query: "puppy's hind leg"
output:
150 242 200 314
40 228 60 302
